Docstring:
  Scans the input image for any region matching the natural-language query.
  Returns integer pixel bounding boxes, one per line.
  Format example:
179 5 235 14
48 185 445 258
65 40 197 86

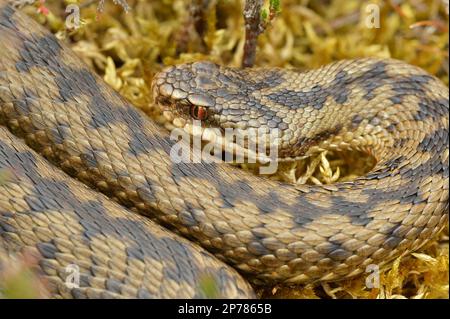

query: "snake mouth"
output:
152 78 193 121
152 81 189 118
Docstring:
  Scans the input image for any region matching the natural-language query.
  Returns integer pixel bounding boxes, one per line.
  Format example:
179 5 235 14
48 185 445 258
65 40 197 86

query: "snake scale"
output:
0 1 448 299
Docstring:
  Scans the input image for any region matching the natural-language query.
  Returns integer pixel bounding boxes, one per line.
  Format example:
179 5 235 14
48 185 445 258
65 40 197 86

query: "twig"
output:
242 0 280 68
191 0 210 38
409 20 448 32
176 0 211 54
242 0 263 68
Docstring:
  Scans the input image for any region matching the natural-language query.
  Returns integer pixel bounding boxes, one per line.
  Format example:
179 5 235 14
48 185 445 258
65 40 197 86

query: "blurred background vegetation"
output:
1 0 448 299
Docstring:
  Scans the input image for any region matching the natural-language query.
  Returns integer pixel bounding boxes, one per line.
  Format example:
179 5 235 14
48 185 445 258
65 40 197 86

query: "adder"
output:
0 1 448 298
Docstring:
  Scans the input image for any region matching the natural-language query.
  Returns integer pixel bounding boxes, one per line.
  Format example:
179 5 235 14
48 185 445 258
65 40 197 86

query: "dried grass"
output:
1 0 447 299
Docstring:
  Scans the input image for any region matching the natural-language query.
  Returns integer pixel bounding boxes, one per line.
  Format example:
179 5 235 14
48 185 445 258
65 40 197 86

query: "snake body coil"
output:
0 2 448 298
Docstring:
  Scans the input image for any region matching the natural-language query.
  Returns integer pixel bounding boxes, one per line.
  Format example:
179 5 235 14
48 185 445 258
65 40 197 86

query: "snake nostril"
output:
159 83 174 97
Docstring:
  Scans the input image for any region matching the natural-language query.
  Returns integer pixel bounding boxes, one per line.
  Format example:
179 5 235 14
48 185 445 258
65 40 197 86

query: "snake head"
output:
152 61 291 157
152 61 223 125
152 61 270 131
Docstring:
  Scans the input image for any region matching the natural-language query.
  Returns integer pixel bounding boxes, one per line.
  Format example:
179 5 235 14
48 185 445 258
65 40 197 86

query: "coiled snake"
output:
0 2 448 298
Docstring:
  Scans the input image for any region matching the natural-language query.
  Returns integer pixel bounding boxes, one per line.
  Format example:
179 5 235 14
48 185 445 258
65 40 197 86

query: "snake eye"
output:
190 105 208 120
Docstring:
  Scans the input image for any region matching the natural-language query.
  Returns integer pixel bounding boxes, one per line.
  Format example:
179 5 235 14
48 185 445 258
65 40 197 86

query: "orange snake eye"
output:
191 105 208 120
